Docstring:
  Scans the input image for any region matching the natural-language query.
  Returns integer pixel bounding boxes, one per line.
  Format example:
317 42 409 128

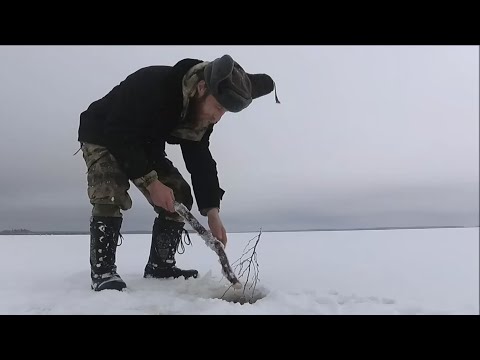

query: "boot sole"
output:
143 273 198 280
91 278 127 291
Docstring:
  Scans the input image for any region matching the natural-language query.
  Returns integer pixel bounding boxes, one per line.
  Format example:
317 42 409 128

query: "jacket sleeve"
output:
179 126 225 215
103 80 158 184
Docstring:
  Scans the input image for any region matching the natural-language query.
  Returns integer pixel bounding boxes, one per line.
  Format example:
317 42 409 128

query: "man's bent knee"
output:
82 143 133 211
92 204 122 218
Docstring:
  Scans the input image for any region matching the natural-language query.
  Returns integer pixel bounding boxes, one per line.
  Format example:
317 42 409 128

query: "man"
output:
78 54 278 291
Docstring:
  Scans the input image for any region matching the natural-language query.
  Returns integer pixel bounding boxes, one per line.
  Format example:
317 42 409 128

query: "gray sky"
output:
0 45 478 232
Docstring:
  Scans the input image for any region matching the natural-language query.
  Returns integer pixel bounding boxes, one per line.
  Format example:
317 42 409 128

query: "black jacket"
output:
78 58 223 212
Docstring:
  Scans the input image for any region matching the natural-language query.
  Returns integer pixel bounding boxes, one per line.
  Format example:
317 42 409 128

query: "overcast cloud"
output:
0 45 478 232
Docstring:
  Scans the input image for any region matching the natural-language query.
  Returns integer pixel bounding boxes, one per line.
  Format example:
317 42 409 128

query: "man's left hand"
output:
207 208 227 247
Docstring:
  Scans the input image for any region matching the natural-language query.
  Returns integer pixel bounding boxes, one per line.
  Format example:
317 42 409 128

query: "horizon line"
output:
1 224 478 235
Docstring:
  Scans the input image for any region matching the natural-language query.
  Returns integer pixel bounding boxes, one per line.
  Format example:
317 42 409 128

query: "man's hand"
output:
207 208 227 247
146 180 175 213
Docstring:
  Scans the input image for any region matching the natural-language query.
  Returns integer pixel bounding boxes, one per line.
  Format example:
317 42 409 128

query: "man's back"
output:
78 64 177 147
77 58 209 182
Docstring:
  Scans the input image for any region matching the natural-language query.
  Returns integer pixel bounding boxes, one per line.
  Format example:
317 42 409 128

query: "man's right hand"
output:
146 180 175 213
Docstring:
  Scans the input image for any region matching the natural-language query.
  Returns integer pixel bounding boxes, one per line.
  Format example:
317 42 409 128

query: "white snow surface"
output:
0 227 477 315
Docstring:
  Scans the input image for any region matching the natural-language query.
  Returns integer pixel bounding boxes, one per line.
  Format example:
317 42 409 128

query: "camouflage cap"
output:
205 55 279 112
204 54 253 112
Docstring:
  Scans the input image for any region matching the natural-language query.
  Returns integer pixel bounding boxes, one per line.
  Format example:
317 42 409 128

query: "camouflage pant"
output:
81 143 193 222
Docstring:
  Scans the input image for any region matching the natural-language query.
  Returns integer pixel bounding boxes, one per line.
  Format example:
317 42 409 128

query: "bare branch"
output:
221 229 262 303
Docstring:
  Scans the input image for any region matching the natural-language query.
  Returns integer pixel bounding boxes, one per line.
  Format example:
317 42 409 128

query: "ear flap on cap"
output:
247 73 275 99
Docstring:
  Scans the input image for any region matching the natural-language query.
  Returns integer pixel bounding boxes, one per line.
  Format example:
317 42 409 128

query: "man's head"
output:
204 55 253 113
186 55 276 125
203 54 278 112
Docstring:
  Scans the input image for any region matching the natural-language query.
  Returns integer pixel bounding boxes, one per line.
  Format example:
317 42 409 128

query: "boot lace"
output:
177 228 192 254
